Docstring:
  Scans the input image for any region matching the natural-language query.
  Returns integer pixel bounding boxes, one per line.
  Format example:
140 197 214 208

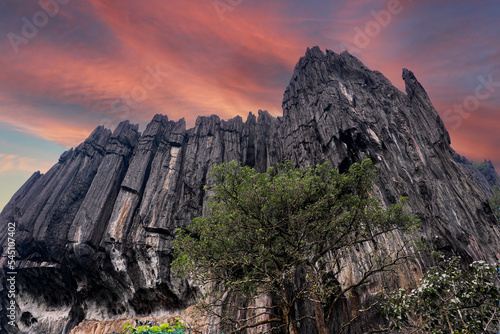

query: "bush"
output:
472 161 490 171
383 256 500 333
118 319 187 334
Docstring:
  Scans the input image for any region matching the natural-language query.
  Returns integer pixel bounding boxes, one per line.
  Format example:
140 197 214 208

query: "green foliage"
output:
121 319 187 334
173 159 418 333
383 256 500 333
489 185 500 220
472 161 490 171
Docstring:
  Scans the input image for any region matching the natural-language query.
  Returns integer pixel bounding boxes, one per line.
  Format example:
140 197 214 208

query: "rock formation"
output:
454 153 500 196
1 47 499 333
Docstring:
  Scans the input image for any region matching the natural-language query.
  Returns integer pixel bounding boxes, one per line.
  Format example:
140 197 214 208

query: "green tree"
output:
489 185 500 221
173 159 418 334
383 256 500 334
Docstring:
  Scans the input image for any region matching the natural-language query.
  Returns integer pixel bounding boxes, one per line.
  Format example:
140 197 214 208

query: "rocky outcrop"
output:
1 47 500 334
454 153 499 196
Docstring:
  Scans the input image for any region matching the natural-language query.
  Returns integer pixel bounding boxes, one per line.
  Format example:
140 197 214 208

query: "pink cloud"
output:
0 0 497 171
0 154 53 174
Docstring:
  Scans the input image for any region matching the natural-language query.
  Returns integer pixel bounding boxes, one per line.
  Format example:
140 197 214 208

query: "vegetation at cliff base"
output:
120 320 187 334
172 159 418 334
383 255 500 334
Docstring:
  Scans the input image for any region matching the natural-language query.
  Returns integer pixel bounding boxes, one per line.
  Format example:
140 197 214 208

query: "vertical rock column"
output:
68 121 139 270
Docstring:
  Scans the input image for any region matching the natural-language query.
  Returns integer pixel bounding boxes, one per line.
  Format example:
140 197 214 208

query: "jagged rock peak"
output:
284 46 450 149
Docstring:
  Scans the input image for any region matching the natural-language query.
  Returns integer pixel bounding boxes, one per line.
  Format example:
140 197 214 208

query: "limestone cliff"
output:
1 47 499 334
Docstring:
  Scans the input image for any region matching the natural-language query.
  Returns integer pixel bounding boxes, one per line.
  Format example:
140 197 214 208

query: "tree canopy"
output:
172 159 418 334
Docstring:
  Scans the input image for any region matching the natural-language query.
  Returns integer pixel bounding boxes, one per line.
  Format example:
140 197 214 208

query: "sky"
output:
0 0 499 210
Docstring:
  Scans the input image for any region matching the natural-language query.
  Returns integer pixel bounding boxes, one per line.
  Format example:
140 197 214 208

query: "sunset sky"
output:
0 0 499 210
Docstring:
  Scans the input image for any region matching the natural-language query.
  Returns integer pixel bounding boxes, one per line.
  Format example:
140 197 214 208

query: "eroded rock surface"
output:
1 47 499 333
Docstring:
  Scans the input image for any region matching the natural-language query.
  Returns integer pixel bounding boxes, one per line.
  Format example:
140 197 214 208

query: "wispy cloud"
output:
0 154 53 174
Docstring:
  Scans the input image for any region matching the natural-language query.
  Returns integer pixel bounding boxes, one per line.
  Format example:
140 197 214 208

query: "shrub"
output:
383 256 500 333
119 319 187 334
